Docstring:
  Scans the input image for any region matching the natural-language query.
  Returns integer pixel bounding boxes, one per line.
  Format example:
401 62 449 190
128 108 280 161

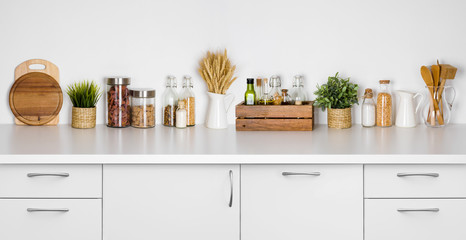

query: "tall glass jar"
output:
130 88 155 128
180 76 195 127
162 76 178 127
361 88 376 127
290 75 308 105
255 77 263 104
269 75 283 105
376 80 393 127
106 77 131 128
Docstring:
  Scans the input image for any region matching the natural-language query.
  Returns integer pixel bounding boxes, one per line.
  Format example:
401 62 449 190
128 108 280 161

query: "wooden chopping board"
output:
9 59 62 126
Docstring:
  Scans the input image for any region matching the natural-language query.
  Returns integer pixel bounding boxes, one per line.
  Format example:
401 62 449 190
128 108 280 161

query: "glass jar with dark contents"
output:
106 77 131 128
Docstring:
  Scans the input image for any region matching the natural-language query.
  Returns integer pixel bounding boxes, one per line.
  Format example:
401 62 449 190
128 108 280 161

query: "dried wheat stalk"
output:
198 49 237 94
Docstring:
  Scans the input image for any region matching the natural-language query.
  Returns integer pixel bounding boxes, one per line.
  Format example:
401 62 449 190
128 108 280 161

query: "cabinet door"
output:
104 165 240 240
242 165 363 240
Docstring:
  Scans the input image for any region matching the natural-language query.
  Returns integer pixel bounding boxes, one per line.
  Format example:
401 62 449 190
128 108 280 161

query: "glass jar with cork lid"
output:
376 80 393 127
361 88 376 127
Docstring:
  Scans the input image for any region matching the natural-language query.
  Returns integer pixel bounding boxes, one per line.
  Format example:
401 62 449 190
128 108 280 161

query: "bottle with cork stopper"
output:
361 88 376 127
175 100 187 128
376 80 393 127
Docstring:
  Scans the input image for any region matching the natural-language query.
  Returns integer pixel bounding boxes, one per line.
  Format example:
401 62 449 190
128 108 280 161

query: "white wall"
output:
1 0 465 125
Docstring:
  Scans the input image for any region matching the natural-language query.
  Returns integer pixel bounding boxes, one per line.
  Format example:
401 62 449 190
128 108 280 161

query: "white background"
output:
0 0 464 125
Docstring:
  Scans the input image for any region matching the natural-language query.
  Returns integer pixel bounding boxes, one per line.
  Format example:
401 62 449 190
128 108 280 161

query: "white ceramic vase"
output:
205 92 235 129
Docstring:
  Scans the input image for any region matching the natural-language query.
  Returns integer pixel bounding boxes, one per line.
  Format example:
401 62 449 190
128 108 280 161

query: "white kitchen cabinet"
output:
0 199 102 240
103 165 240 240
241 165 363 240
365 199 466 240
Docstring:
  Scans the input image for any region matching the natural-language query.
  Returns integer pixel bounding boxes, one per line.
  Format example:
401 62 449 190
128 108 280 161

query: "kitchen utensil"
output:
9 59 62 126
421 86 455 127
431 65 440 95
439 64 457 80
395 90 423 128
420 66 444 125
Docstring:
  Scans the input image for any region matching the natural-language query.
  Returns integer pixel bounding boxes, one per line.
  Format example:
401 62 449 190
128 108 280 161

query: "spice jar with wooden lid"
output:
376 80 393 127
130 88 155 128
106 77 131 128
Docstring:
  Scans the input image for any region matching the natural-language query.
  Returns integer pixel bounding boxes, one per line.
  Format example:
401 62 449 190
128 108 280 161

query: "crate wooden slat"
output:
235 101 314 131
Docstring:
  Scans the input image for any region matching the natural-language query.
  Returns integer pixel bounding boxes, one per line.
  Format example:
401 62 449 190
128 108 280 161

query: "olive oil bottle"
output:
244 78 256 105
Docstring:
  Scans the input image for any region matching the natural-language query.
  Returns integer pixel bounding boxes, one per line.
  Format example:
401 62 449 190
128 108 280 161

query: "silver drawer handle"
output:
229 170 233 208
282 172 321 176
398 208 439 212
27 208 69 212
397 173 439 177
27 173 70 177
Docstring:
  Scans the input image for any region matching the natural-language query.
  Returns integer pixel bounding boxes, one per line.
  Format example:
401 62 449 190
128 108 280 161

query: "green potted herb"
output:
66 80 102 129
314 73 359 129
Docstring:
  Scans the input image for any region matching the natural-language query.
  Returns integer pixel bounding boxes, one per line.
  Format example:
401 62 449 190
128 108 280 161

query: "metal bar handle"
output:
397 208 439 212
27 173 70 177
27 208 69 212
397 173 439 177
229 170 233 208
282 172 321 176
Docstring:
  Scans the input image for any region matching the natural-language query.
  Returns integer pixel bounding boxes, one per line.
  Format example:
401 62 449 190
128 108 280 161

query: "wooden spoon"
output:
421 66 444 125
431 64 440 96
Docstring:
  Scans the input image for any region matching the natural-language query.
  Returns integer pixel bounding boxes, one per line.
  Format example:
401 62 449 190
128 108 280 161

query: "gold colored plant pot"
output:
72 107 96 129
327 108 352 129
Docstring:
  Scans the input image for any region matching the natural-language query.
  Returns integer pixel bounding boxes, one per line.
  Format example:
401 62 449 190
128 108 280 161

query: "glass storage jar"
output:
179 76 195 127
376 80 393 127
130 88 156 128
162 76 178 127
361 88 376 127
290 75 308 105
106 77 131 128
269 75 283 105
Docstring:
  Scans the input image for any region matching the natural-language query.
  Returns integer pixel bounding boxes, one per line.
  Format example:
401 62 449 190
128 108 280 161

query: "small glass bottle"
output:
269 75 283 105
244 78 256 105
176 100 187 128
180 76 195 127
290 75 308 105
281 89 292 105
361 88 376 127
255 77 263 104
162 76 178 127
106 77 131 128
258 78 273 105
376 80 393 127
130 88 156 128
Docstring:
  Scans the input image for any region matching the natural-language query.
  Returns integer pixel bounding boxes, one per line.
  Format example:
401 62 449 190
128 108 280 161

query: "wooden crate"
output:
236 101 314 131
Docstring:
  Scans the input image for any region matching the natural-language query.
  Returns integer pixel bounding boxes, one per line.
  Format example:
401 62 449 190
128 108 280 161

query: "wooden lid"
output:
9 72 63 125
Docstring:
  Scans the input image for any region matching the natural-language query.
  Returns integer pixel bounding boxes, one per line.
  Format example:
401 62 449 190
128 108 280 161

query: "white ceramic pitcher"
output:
205 92 235 129
395 90 424 128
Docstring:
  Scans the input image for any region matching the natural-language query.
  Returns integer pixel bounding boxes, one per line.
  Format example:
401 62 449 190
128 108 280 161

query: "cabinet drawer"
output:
0 165 102 198
365 199 466 240
0 199 101 240
365 165 466 198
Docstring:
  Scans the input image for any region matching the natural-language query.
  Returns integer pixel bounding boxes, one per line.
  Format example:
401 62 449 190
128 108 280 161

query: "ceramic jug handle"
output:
445 87 456 109
225 93 235 113
414 92 425 113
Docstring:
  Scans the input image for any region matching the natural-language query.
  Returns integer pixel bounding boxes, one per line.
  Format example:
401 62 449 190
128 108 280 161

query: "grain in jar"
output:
130 88 155 128
376 80 393 127
162 76 178 127
180 76 195 126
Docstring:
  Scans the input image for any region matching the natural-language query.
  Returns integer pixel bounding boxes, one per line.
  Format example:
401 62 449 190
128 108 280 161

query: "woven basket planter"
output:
327 108 352 129
72 107 96 129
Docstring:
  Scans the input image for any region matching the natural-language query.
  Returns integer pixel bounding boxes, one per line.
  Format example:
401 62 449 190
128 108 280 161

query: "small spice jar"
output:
376 80 393 127
176 100 187 128
130 88 156 128
281 89 292 105
106 77 131 128
361 88 376 127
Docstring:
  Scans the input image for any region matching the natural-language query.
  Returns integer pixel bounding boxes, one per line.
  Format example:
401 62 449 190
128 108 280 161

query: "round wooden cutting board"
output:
9 59 63 126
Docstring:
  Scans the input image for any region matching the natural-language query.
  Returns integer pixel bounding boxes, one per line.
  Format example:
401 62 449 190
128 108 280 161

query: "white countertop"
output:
0 124 464 164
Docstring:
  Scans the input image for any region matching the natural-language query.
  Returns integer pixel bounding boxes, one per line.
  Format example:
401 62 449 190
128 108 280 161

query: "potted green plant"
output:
314 73 359 129
66 80 102 129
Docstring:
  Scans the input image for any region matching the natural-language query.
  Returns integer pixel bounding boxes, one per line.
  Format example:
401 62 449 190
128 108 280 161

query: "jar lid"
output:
106 77 131 85
379 80 390 84
130 88 156 98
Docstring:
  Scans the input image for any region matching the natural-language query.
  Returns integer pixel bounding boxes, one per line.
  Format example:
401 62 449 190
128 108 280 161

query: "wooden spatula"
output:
431 64 440 97
421 66 444 125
